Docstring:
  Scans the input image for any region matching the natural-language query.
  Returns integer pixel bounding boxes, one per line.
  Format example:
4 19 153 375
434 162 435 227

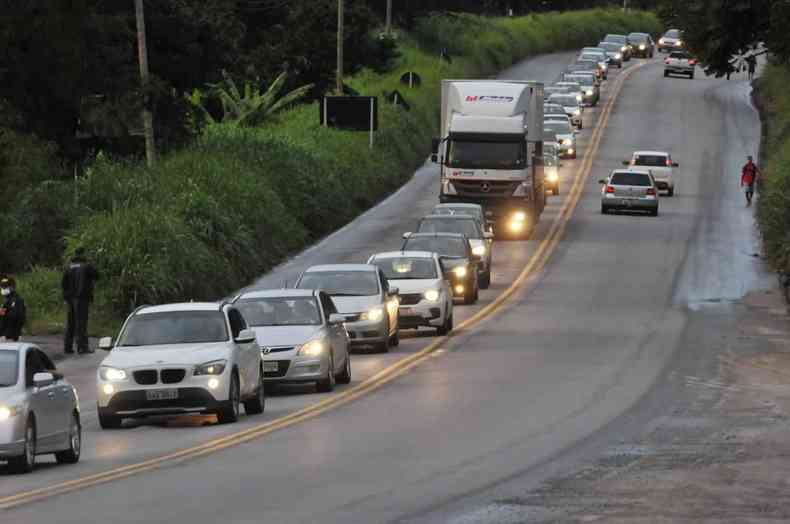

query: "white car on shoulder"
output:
96 302 265 429
624 150 679 196
368 251 454 335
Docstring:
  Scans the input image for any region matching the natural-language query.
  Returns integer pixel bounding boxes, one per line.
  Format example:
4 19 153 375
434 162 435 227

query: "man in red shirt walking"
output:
741 155 760 205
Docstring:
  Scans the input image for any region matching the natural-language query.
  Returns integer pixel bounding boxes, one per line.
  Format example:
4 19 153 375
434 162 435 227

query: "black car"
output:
401 232 480 304
603 34 632 61
627 32 655 58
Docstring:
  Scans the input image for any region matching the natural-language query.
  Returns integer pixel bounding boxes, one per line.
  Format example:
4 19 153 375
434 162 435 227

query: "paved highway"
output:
1 50 765 524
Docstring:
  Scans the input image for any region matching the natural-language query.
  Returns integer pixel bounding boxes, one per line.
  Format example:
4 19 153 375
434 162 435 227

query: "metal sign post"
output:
369 97 374 149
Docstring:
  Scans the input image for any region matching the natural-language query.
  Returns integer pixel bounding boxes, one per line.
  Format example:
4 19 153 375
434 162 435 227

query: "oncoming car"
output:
603 34 632 60
96 303 265 429
368 252 454 335
599 169 659 216
234 289 351 393
627 32 655 58
295 264 400 352
0 344 81 473
658 29 684 52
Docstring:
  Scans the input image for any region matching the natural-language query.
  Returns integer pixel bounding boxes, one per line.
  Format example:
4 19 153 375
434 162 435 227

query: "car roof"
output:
303 264 377 273
633 150 669 156
406 232 467 239
433 203 482 211
237 288 317 300
420 214 477 221
0 343 37 354
137 302 223 315
369 251 437 260
629 32 649 37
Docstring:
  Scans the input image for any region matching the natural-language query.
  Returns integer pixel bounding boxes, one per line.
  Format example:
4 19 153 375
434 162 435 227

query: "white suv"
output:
96 302 264 429
624 150 679 196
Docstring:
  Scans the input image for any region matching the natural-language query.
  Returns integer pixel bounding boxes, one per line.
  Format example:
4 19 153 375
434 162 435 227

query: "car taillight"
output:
606 185 615 193
664 59 670 65
689 59 696 65
646 188 656 196
666 159 672 166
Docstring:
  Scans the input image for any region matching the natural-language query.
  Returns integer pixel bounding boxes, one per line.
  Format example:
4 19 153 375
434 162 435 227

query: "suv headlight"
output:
472 245 486 256
424 289 440 302
361 307 384 322
297 339 325 357
99 367 128 382
573 109 581 116
659 38 665 45
453 266 467 278
0 405 19 421
194 360 227 376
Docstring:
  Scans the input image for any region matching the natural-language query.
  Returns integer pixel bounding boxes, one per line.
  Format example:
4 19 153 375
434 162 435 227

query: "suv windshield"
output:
599 42 622 53
118 311 229 347
418 217 481 239
447 140 525 169
611 172 652 186
550 95 578 107
665 29 680 38
0 350 18 387
545 120 572 134
403 236 466 258
297 271 379 296
628 33 649 43
371 257 438 280
580 53 602 62
633 154 668 167
237 297 321 326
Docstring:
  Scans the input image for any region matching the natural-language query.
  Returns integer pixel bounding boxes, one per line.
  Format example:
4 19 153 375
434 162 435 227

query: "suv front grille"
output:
399 293 422 306
160 369 186 384
133 370 158 385
264 360 290 378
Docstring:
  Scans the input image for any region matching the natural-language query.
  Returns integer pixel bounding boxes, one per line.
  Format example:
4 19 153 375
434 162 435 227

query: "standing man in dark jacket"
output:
0 277 26 342
62 247 99 354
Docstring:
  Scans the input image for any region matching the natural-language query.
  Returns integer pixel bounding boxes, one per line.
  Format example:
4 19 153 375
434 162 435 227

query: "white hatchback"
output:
624 150 679 196
96 302 264 428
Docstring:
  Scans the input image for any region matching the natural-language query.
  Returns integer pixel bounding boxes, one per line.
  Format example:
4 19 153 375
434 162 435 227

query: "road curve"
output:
3 52 763 524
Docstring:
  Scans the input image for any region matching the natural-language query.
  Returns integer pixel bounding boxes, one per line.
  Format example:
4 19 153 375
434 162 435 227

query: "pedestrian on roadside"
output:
62 247 99 354
0 277 26 342
746 54 757 80
741 155 761 206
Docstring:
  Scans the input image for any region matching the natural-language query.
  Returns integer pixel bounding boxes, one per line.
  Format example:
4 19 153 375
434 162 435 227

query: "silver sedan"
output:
0 344 81 473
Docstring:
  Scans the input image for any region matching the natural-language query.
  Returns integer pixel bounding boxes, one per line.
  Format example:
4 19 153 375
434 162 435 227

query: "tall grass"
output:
21 8 660 335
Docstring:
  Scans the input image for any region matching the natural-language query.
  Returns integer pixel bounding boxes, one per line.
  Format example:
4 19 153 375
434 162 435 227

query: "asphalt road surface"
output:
1 50 766 524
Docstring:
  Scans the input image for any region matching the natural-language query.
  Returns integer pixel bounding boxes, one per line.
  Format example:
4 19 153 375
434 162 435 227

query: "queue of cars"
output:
2 26 670 473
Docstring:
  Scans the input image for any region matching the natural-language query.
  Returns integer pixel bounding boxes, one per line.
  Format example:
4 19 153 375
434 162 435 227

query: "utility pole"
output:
135 0 156 167
385 0 392 35
623 0 628 12
336 0 344 94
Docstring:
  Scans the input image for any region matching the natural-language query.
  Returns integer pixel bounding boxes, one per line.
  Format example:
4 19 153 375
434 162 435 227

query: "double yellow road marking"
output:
0 60 647 511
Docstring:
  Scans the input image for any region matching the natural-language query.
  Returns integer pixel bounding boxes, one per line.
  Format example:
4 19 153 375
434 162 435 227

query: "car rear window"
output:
403 236 466 258
417 217 481 239
669 52 689 59
633 154 668 167
565 75 594 87
549 94 578 106
610 172 652 186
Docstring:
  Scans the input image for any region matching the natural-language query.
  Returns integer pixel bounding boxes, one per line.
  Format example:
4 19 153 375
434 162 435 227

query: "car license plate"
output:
146 389 178 401
400 307 415 316
263 361 279 373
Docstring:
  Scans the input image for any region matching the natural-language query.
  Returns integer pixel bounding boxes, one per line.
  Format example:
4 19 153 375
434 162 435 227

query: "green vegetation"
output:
755 63 790 275
13 8 660 336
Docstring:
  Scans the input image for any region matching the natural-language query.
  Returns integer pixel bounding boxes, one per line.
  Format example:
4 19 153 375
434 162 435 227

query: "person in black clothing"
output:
746 54 757 80
62 247 99 354
0 277 26 342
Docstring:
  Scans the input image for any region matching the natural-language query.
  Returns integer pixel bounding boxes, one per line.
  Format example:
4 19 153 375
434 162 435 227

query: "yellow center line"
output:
0 60 647 511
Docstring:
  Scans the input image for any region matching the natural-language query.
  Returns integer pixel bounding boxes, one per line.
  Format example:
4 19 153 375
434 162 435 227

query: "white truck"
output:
432 80 545 237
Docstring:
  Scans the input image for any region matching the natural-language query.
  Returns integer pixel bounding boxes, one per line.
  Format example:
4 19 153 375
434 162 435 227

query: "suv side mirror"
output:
235 329 256 344
99 337 113 351
328 314 346 325
33 372 55 388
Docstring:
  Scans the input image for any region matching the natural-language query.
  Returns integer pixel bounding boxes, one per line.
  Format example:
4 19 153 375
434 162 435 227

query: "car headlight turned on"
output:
621 46 628 52
513 210 527 222
297 340 325 357
659 38 665 45
576 94 582 102
548 171 559 182
453 266 467 278
454 284 465 295
472 245 486 257
99 366 128 382
194 359 227 376
639 44 646 50
361 307 384 322
573 109 581 116
615 53 622 59
0 405 18 421
586 89 594 96
424 289 440 302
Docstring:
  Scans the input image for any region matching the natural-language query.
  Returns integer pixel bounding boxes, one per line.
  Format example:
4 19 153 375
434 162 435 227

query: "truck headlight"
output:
297 340 325 357
424 289 440 302
361 307 384 322
0 405 19 421
194 359 227 376
472 245 486 256
99 367 128 382
676 40 683 46
453 266 467 278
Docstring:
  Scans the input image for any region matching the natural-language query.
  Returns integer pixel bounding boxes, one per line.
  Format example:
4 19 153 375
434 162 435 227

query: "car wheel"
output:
98 408 123 429
690 72 695 79
651 208 659 217
463 282 476 304
552 186 560 196
578 121 583 130
601 204 609 214
437 312 453 336
667 187 675 197
479 269 491 289
377 321 391 353
217 372 240 424
390 328 400 347
664 70 669 77
336 352 352 384
8 417 36 474
243 368 265 415
316 352 336 393
55 412 82 464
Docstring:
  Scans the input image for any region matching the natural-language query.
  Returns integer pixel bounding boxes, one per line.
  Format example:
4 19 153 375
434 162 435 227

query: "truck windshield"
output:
447 140 525 170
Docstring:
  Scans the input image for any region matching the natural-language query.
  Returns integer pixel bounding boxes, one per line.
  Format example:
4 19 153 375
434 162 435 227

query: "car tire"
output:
437 312 453 336
336 353 352 384
651 208 659 217
316 353 336 393
390 329 400 347
98 409 123 430
243 368 265 415
664 70 669 77
667 187 675 197
8 417 36 474
463 282 476 305
601 204 608 214
479 269 491 289
217 372 240 424
578 121 583 130
55 412 81 464
377 321 391 353
690 72 695 79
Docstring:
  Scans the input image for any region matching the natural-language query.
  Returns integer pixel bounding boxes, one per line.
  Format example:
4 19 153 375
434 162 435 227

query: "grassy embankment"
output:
755 63 790 288
19 8 660 337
